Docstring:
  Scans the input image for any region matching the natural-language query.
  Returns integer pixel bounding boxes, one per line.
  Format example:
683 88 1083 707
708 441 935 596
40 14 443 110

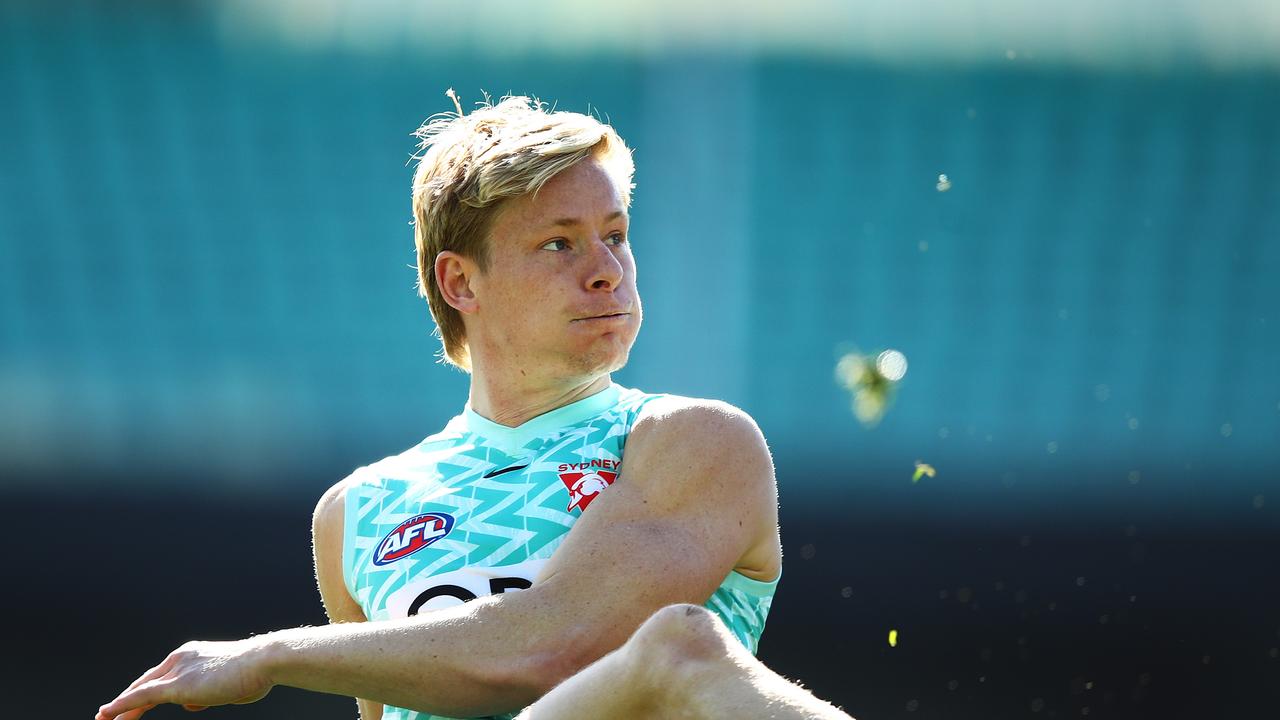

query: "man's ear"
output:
435 251 479 315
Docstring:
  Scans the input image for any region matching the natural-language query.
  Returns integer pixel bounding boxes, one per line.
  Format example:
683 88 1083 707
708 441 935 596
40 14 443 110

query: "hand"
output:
96 638 274 720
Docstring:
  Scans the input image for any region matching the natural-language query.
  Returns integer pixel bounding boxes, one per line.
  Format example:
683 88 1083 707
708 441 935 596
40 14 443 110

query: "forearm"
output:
260 595 568 718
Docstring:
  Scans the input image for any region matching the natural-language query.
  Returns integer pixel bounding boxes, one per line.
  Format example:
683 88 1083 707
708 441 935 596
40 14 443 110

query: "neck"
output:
468 368 611 428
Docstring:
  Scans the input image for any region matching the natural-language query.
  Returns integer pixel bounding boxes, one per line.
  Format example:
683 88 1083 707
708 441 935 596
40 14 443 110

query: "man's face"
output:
467 158 641 380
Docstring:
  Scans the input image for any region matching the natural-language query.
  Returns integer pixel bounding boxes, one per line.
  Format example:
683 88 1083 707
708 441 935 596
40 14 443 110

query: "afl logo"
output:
374 513 455 566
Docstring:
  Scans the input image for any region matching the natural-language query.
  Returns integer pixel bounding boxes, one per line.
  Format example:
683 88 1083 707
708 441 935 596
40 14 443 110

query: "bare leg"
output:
520 604 853 720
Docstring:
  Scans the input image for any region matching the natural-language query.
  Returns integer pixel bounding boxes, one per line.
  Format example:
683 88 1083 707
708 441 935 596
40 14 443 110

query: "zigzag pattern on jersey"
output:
347 396 644 620
708 580 775 655
342 385 778 720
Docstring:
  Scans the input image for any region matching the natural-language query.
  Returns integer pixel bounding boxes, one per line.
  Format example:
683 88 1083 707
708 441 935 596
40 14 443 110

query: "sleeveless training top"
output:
342 383 780 720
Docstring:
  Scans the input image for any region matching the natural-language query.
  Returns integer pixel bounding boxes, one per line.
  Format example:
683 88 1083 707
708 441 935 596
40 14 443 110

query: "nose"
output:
585 236 625 291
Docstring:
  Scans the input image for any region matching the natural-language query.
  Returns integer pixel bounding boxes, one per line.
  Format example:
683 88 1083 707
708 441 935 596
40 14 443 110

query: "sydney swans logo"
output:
557 458 620 511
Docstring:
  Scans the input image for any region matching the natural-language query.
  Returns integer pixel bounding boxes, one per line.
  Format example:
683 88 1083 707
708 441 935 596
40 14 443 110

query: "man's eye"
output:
607 232 627 246
541 239 568 251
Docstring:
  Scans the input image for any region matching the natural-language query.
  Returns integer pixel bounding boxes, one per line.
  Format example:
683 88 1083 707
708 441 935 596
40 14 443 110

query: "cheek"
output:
524 276 563 312
624 254 641 294
492 275 559 328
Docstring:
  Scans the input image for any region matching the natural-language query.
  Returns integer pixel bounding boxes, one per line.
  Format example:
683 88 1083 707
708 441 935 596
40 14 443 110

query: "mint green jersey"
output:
342 384 779 720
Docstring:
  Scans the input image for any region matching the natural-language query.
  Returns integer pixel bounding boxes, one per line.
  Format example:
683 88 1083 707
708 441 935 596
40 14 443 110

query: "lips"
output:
573 310 631 322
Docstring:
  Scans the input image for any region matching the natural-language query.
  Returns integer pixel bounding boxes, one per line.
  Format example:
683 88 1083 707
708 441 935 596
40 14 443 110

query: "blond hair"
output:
411 94 635 371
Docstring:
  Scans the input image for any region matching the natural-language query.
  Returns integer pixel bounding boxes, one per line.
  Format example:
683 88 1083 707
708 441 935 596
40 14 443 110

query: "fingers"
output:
123 654 176 693
182 705 209 712
117 704 156 720
97 679 172 720
97 652 177 720
95 701 154 720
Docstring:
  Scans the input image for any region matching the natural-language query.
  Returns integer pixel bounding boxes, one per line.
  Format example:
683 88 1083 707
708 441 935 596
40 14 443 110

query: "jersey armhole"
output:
341 480 362 604
618 391 669 454
723 566 782 594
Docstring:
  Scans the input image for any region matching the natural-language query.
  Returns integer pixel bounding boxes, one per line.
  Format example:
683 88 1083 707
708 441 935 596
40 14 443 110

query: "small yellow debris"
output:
936 173 952 192
889 629 899 647
913 462 936 483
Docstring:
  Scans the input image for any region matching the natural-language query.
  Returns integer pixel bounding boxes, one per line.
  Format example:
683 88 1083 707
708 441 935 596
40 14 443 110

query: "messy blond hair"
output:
411 93 635 371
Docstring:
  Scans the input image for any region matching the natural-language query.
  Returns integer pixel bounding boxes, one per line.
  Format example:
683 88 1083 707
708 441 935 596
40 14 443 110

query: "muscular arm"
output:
98 398 780 720
311 483 383 720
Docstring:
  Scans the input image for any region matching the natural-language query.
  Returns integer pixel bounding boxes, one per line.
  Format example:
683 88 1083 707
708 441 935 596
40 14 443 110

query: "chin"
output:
602 348 632 374
566 337 633 377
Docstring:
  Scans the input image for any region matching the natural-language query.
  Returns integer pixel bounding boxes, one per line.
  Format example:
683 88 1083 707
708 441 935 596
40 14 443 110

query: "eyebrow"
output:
546 210 626 228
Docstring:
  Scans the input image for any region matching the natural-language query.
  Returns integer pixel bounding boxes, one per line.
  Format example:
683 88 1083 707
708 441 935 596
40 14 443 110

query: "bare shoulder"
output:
632 395 768 446
313 472 365 535
626 395 775 512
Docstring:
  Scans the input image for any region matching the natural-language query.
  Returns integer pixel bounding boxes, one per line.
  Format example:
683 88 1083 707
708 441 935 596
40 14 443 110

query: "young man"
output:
97 96 852 720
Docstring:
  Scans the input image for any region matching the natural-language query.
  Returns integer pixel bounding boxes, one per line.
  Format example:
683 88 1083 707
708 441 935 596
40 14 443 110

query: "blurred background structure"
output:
2 1 1277 718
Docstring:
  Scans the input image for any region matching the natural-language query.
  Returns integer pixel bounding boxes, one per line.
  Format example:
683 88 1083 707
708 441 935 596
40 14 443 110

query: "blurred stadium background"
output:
2 1 1277 718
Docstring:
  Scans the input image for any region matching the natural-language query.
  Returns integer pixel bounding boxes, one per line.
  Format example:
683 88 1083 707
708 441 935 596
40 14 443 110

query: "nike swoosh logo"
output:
482 463 530 479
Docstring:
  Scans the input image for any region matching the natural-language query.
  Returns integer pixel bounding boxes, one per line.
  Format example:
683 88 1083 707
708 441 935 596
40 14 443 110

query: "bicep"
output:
531 402 776 661
312 481 367 623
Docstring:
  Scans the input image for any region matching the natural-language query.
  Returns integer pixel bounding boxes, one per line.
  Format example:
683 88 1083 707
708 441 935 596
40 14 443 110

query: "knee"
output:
608 605 748 716
628 603 737 669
